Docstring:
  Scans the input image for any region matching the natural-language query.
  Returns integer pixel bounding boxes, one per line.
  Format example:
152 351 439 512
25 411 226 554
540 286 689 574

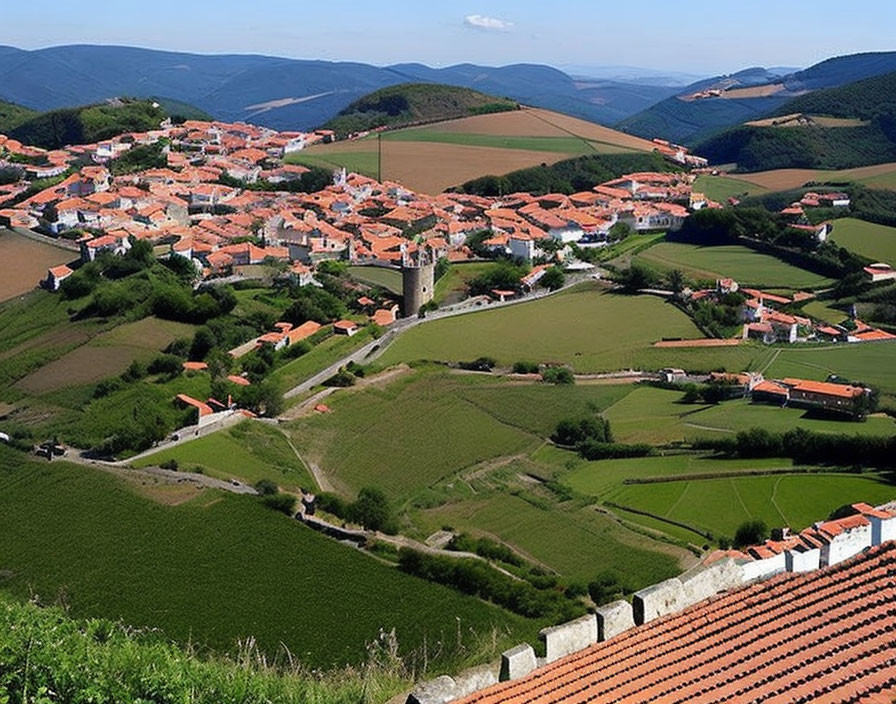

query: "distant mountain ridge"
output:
0 45 676 132
618 51 896 144
694 71 896 172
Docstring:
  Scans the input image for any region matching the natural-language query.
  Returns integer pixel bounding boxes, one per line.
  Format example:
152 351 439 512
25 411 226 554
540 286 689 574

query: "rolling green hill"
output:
0 98 37 133
695 72 896 171
323 83 518 137
7 97 210 150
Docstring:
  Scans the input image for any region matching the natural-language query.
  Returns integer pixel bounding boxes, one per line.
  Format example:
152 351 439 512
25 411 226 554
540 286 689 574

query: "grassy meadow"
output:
602 386 895 445
829 217 896 263
377 286 704 372
693 174 769 202
346 265 403 295
636 242 835 289
133 420 316 490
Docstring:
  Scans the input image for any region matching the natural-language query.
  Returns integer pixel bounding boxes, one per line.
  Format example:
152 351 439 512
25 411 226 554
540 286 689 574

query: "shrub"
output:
542 367 574 385
148 353 183 376
540 266 565 291
576 441 653 461
458 357 497 372
323 369 356 387
262 493 296 516
255 479 278 496
159 459 179 471
552 417 613 446
733 519 768 549
512 360 540 374
316 492 350 519
588 571 625 606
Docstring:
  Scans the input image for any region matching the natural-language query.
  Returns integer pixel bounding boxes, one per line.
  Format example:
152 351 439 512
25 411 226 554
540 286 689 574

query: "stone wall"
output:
499 644 537 682
539 614 597 662
741 551 786 582
595 600 634 641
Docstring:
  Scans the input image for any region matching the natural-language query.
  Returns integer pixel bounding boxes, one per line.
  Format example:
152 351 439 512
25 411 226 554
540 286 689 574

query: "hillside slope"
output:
8 98 176 150
323 83 518 137
0 45 675 131
695 72 896 171
619 51 896 144
0 98 37 133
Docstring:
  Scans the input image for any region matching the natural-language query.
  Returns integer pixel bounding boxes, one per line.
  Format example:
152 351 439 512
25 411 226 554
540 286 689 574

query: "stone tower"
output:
402 248 435 317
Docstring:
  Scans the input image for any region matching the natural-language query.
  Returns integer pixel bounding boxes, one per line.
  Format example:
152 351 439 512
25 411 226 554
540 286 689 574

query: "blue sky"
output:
4 0 895 74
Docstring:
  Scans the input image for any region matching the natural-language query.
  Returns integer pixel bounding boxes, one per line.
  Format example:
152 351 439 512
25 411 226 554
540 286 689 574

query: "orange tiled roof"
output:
456 543 896 704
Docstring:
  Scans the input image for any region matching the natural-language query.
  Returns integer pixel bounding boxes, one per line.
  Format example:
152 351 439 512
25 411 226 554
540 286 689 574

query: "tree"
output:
733 519 768 549
541 266 565 291
618 262 660 292
608 222 632 241
348 487 397 533
666 269 686 295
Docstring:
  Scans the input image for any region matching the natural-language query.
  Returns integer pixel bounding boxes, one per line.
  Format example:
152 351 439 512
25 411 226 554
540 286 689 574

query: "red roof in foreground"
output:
456 543 896 704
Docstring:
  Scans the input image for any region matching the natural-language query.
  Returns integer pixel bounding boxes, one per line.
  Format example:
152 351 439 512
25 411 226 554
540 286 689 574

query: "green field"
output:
418 492 681 584
378 286 704 372
285 150 379 178
0 448 532 669
285 371 540 500
762 343 896 396
346 265 403 295
802 300 848 325
434 262 494 304
602 386 895 445
382 130 599 154
693 174 769 202
830 217 896 264
609 473 895 539
636 242 834 289
562 452 796 498
271 329 373 393
134 421 316 490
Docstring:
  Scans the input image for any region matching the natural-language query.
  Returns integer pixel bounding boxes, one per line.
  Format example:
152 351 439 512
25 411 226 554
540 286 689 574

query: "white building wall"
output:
741 552 786 582
871 515 896 546
824 525 872 565
785 548 820 573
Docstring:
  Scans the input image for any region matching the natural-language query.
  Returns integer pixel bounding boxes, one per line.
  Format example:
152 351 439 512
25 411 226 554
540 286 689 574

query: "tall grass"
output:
0 593 414 704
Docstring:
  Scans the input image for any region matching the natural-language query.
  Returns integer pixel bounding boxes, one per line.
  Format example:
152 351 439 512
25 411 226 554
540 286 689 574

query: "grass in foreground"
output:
0 592 411 704
0 448 532 669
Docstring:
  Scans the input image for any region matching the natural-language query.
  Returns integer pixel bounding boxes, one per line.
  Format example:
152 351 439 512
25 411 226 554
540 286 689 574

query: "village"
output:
2 116 895 437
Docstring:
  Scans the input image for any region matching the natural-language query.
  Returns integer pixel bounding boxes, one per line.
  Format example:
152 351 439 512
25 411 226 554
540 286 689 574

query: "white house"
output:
864 263 896 283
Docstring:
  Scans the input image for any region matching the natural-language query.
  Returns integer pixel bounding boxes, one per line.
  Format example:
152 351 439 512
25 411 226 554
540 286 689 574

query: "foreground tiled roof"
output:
456 543 896 704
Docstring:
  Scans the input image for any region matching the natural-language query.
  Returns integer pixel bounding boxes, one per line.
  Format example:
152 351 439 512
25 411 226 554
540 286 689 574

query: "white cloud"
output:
463 14 513 31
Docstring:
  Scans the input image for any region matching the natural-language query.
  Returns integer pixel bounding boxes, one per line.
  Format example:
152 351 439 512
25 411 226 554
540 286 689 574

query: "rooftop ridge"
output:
407 500 896 704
